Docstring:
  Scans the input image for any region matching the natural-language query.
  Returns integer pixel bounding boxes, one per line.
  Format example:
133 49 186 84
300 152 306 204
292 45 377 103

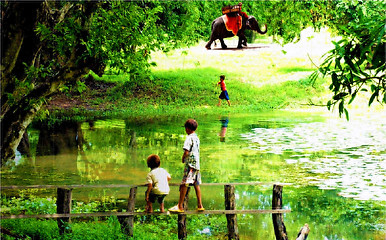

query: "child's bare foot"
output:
145 204 153 213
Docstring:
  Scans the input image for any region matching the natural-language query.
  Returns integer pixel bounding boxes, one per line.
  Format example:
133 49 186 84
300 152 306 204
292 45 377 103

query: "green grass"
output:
49 33 332 121
0 193 228 240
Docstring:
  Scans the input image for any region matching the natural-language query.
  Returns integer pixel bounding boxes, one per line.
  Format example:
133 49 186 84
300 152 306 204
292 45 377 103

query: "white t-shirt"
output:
146 167 171 195
183 133 200 170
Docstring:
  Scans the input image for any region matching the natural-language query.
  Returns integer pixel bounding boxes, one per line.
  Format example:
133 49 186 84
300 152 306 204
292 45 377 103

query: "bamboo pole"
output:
0 182 292 190
224 185 239 240
0 209 291 219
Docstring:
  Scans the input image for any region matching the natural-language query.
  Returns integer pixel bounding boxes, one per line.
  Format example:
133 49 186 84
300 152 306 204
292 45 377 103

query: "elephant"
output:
205 14 267 49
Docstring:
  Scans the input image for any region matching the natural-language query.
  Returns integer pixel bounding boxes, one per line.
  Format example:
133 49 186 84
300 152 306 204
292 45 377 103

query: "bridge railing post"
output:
272 184 288 240
178 187 190 240
224 185 239 240
57 187 72 234
119 187 137 237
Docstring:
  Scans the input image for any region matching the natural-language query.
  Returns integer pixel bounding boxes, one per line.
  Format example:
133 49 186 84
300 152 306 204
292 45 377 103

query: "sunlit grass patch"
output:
49 28 335 120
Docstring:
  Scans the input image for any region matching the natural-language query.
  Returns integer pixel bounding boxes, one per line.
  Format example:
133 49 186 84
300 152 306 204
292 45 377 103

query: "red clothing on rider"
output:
240 11 248 19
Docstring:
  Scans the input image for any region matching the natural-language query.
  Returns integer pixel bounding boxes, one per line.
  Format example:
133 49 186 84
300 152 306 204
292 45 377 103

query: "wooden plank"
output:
0 209 291 219
0 182 292 190
0 184 144 190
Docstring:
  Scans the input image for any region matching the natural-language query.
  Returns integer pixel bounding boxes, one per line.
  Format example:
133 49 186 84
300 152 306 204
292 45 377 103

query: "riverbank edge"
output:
43 74 328 123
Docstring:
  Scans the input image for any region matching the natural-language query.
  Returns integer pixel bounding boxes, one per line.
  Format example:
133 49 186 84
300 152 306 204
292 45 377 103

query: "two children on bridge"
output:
145 74 230 212
145 119 204 213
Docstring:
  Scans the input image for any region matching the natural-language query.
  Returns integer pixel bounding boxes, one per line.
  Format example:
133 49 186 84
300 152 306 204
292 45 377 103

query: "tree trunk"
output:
1 1 104 165
1 97 44 163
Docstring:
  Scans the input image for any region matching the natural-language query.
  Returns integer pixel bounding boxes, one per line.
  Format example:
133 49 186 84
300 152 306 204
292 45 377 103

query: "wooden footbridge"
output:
1 182 310 240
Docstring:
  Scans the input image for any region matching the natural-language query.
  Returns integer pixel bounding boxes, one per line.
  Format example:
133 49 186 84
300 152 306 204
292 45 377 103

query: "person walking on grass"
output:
169 119 205 213
217 75 231 106
145 154 171 213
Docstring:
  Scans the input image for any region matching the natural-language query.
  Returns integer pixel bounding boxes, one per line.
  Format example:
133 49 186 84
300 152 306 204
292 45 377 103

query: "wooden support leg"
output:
224 185 239 240
119 187 137 237
57 188 72 234
178 187 190 240
296 224 310 240
272 184 288 240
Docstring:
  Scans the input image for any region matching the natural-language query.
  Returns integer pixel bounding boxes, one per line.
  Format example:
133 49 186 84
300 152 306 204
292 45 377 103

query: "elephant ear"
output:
246 16 255 29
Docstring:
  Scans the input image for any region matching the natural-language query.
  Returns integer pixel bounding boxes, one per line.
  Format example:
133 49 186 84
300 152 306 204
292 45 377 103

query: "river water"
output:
1 110 385 239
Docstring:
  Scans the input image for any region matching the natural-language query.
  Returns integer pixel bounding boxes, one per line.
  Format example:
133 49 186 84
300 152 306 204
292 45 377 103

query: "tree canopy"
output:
311 0 385 119
1 0 385 164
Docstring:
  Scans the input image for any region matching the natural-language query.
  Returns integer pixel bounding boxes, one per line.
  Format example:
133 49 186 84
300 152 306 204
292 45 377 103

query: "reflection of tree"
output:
17 131 33 165
35 121 84 173
240 164 251 178
128 130 137 148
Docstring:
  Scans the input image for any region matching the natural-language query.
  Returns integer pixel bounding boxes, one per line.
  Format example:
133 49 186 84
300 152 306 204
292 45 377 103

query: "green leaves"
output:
313 0 386 119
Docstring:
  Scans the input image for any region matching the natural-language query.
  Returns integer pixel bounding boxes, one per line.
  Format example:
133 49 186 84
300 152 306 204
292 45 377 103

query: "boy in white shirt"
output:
145 154 171 213
169 119 204 213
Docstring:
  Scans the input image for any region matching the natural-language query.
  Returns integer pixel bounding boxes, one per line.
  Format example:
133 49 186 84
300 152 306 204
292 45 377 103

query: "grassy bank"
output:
47 31 334 121
0 193 228 240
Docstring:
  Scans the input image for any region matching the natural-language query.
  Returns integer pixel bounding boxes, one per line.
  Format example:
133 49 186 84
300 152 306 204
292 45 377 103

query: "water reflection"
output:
219 116 229 142
35 121 82 171
2 112 385 239
241 116 386 201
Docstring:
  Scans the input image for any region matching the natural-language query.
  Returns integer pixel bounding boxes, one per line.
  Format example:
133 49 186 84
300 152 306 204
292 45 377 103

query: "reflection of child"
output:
219 117 229 142
169 119 204 213
217 75 231 106
145 154 171 213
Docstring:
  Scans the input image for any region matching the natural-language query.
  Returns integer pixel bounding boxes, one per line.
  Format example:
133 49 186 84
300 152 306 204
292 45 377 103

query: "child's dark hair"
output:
147 154 161 169
184 119 198 131
220 75 225 80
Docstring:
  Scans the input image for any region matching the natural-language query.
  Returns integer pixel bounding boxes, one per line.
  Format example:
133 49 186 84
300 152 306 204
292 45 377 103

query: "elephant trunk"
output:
248 16 267 35
255 23 267 34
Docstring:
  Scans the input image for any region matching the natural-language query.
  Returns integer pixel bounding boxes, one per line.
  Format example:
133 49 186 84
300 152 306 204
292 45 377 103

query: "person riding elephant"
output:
205 12 267 49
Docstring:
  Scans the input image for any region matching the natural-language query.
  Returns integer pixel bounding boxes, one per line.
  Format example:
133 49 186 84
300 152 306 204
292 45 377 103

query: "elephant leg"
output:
242 35 247 46
237 34 247 48
237 38 243 48
205 40 213 49
219 38 227 49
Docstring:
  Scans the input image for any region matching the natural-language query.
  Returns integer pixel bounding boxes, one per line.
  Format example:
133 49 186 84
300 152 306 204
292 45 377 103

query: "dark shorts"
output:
219 90 230 100
146 191 167 204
